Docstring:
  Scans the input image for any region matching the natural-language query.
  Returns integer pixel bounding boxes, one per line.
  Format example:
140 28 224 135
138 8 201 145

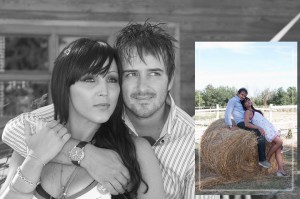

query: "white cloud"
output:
195 42 256 54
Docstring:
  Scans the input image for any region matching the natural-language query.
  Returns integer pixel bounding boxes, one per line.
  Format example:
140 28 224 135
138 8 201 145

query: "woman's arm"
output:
0 151 24 197
0 151 43 199
133 137 165 199
0 120 70 199
244 110 251 128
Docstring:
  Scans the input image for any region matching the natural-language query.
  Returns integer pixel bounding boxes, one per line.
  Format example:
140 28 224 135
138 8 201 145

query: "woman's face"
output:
243 98 252 108
69 59 120 124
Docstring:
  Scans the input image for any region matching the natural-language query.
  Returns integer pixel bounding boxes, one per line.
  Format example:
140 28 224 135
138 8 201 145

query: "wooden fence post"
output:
269 104 273 122
216 104 220 119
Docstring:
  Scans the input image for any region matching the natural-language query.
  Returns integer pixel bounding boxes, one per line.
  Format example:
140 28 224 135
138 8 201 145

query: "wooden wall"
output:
0 0 299 116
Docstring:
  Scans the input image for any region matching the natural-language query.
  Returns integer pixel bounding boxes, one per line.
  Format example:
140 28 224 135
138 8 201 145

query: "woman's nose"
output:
97 81 108 96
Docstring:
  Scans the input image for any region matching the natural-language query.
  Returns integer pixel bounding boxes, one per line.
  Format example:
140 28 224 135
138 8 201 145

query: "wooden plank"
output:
0 72 50 81
0 0 298 17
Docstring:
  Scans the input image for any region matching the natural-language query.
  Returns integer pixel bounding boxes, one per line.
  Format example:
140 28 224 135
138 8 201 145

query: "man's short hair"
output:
114 21 177 83
238 88 248 94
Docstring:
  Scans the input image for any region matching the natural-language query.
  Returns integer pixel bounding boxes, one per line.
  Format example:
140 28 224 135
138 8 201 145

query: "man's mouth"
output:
134 96 153 100
131 93 156 100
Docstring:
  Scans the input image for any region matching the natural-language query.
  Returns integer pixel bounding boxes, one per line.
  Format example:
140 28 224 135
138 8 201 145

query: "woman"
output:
241 97 287 176
0 38 165 198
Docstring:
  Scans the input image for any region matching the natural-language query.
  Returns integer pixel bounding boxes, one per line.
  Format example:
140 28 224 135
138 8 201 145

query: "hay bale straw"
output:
200 118 277 188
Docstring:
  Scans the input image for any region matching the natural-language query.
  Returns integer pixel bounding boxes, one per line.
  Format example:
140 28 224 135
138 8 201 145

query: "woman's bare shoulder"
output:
131 136 152 149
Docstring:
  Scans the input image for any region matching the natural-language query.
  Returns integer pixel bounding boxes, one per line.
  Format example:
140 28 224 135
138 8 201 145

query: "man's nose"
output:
137 76 149 91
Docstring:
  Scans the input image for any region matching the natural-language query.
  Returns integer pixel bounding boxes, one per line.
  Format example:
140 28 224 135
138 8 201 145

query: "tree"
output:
195 90 204 107
255 88 274 107
271 87 288 105
253 87 296 106
201 84 236 107
286 87 297 105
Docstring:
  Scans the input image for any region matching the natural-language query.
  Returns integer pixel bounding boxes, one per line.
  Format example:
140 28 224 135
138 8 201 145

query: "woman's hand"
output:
24 120 71 165
258 127 266 136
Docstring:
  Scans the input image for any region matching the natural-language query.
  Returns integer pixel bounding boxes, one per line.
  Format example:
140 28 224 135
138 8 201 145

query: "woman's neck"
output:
246 107 253 111
66 116 101 142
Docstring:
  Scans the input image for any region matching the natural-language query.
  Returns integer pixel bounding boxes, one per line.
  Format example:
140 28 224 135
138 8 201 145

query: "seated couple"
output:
225 88 287 177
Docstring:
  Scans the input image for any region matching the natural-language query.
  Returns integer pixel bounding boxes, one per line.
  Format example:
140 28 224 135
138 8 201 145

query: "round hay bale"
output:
200 118 277 188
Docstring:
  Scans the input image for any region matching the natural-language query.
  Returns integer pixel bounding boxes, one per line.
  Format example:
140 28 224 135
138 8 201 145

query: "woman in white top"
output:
0 38 165 198
242 97 287 176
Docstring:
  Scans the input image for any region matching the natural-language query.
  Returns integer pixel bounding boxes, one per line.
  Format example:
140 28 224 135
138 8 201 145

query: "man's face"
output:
122 52 171 118
238 91 247 100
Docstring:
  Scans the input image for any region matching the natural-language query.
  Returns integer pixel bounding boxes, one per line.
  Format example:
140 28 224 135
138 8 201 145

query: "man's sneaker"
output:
259 160 271 169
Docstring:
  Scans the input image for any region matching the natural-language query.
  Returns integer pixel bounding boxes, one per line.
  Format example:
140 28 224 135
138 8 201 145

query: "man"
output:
224 87 270 168
2 22 194 199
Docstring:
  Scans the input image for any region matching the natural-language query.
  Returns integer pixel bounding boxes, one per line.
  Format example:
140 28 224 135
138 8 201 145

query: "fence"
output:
195 104 297 123
195 195 252 199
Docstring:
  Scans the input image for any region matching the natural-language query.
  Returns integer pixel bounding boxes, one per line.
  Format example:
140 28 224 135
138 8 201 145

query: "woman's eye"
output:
85 78 95 82
80 75 95 83
107 77 118 83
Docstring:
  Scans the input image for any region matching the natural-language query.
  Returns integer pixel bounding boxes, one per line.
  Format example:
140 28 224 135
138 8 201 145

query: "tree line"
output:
195 84 297 108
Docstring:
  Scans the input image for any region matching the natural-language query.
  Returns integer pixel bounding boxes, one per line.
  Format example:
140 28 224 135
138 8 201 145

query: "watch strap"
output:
71 141 88 166
77 141 88 149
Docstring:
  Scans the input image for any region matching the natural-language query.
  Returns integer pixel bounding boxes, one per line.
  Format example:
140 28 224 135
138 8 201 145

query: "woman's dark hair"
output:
51 38 147 198
241 97 264 116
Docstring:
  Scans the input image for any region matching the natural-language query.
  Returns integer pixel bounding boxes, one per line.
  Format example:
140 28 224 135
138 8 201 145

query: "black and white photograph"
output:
0 2 195 199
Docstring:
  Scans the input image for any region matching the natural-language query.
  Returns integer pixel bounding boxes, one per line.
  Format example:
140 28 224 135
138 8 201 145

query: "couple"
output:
0 22 194 199
225 88 287 177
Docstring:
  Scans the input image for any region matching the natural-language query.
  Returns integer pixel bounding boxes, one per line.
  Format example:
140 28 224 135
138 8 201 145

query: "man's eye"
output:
125 73 138 77
149 72 161 76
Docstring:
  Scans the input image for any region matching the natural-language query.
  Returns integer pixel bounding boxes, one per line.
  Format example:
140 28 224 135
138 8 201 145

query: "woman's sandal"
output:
276 171 288 177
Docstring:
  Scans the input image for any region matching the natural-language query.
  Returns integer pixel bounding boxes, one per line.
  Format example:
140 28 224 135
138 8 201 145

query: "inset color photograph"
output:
195 42 297 195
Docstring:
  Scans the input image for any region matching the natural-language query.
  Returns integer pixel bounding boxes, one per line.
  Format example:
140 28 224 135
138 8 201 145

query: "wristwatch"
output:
69 141 88 166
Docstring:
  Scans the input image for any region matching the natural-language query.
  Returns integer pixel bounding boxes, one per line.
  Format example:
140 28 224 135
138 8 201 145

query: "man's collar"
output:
235 95 241 101
122 93 176 138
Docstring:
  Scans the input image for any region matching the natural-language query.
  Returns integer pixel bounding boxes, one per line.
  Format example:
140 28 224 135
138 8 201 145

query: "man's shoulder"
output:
6 104 54 125
173 105 194 132
228 96 238 102
31 104 55 121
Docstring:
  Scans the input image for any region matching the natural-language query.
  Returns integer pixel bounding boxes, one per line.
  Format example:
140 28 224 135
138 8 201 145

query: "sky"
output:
195 42 297 97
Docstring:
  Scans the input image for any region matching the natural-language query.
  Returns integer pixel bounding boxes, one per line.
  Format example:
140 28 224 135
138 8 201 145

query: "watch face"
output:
69 147 84 161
